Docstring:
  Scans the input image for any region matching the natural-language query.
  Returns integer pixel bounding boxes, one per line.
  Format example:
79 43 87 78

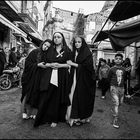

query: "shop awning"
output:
17 22 35 33
27 33 43 47
0 1 24 22
109 1 140 22
17 22 43 46
0 14 27 38
94 19 140 51
13 33 31 43
93 31 108 43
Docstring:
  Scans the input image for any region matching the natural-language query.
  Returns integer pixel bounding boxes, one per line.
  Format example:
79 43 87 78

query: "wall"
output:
34 1 45 35
6 1 22 13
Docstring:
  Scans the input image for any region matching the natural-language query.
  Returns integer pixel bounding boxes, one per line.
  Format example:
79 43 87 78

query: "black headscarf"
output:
72 36 92 63
21 39 52 105
37 39 52 63
52 32 69 51
69 36 96 119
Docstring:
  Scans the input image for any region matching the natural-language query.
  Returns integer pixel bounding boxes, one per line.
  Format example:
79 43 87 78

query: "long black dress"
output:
21 48 50 108
34 46 71 127
0 50 6 76
68 44 96 120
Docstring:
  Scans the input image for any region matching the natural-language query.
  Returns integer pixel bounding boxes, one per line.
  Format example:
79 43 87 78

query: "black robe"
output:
0 50 6 76
69 46 96 120
21 48 50 108
34 46 71 127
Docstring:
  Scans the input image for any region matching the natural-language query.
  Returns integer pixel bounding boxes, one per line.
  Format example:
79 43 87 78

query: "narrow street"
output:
0 87 140 139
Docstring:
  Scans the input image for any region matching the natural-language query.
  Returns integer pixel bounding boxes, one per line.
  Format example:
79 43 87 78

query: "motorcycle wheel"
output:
0 76 12 90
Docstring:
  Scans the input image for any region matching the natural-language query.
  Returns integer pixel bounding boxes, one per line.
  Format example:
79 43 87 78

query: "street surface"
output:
0 87 140 139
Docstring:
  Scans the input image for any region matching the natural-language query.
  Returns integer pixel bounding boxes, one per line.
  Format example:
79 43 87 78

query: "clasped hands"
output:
38 60 77 69
37 62 61 69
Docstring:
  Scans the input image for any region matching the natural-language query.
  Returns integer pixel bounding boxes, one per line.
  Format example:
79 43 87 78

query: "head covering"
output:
37 39 52 63
39 39 52 51
72 36 92 63
52 32 69 51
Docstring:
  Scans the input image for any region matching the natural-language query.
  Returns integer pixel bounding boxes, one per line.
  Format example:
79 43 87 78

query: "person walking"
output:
65 36 96 127
21 39 52 120
34 32 71 128
18 52 27 88
107 59 112 67
99 59 110 99
108 53 126 129
122 58 132 97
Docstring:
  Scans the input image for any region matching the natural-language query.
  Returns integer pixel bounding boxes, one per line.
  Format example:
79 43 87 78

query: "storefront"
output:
0 21 9 49
0 1 27 51
0 14 27 51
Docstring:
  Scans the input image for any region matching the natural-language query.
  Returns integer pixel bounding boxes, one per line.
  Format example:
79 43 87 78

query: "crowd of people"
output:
0 42 36 88
0 42 27 77
0 31 140 130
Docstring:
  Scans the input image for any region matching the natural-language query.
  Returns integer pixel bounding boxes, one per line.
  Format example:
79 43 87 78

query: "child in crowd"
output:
18 53 27 88
99 59 110 99
108 53 126 128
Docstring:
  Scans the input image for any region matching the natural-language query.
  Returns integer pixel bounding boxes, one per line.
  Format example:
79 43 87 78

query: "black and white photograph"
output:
0 0 140 139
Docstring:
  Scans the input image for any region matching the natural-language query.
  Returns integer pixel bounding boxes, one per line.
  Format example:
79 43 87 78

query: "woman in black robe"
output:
66 36 96 127
34 32 71 128
0 48 6 76
21 39 52 119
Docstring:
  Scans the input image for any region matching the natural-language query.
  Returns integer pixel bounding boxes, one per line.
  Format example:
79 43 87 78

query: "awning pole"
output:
92 2 118 45
110 21 117 31
92 16 110 44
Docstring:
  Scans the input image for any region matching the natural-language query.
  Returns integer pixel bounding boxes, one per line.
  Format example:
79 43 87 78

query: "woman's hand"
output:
51 62 70 69
45 63 52 68
67 60 73 66
37 62 46 69
51 63 60 69
125 66 131 72
67 60 78 68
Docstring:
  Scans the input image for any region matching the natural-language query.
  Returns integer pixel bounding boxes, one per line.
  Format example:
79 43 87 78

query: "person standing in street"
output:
0 48 6 76
99 59 110 99
0 42 9 76
135 57 140 86
21 39 52 120
122 58 132 97
9 47 18 68
34 32 71 128
108 53 126 129
65 36 96 127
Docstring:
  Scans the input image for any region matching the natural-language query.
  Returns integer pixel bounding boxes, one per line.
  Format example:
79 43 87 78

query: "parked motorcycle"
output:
0 66 21 90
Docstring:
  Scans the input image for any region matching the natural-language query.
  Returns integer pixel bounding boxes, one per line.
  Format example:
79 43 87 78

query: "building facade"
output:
43 1 81 47
84 1 117 66
0 0 45 56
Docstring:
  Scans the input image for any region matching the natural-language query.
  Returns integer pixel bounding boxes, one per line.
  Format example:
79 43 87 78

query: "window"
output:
71 12 73 16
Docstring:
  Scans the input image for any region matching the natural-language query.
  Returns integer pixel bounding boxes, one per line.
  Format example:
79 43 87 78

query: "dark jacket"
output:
0 50 6 76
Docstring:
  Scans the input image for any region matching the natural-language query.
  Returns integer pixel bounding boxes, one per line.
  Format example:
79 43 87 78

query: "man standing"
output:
135 57 140 86
9 47 18 67
0 45 7 76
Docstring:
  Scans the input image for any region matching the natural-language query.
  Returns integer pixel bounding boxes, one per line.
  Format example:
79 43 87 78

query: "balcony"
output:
0 1 23 22
19 9 37 29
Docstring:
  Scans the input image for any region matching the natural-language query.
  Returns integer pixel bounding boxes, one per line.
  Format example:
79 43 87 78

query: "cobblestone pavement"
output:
0 87 140 139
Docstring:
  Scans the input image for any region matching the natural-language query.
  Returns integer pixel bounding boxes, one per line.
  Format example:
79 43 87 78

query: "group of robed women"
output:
21 32 96 128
